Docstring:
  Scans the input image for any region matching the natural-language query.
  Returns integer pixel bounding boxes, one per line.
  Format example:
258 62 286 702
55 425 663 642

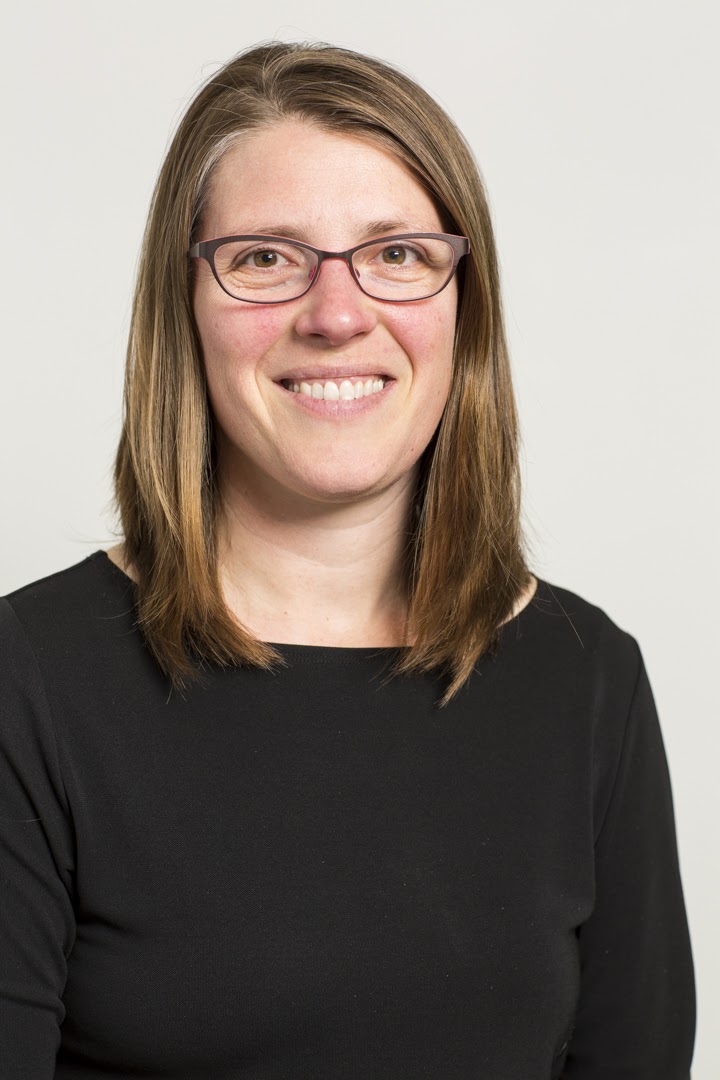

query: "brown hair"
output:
112 40 534 704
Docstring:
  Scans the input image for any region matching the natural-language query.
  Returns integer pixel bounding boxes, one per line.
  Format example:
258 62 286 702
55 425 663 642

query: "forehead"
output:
202 120 445 242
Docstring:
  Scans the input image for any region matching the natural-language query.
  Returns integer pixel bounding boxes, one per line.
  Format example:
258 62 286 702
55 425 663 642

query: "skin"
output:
108 120 536 642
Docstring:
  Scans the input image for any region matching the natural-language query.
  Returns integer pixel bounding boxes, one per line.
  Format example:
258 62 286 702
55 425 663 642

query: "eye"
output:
254 250 278 267
380 244 420 266
239 247 291 269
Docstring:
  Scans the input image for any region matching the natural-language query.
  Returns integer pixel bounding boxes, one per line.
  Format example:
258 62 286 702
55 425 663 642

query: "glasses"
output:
188 232 470 304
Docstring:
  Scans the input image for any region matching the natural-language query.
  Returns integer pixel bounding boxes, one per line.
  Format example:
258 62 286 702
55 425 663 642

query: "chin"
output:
290 464 402 505
298 478 390 504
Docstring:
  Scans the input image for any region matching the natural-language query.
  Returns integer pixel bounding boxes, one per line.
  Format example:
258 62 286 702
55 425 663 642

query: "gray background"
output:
1 2 717 1073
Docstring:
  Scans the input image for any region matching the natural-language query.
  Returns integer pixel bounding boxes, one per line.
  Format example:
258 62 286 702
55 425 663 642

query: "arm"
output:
563 644 696 1077
0 598 76 1077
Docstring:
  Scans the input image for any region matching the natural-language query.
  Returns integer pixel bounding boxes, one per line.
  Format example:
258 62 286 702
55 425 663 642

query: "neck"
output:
216 465 417 648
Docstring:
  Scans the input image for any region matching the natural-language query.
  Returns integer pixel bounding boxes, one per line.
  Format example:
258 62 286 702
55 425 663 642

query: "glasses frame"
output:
187 232 470 304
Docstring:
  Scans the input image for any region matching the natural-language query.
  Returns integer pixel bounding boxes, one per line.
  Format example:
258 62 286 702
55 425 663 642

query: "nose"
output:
293 256 378 346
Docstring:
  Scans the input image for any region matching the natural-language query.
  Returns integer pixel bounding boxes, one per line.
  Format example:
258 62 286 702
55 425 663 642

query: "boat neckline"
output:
94 548 542 654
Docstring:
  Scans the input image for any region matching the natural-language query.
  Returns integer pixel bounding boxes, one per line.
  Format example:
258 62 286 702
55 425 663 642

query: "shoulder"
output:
2 551 137 669
507 578 657 809
526 575 640 650
513 575 645 704
4 549 130 616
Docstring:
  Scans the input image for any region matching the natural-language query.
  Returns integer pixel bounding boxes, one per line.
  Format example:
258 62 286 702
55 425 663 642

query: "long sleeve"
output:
563 644 696 1077
0 555 698 1077
0 598 77 1078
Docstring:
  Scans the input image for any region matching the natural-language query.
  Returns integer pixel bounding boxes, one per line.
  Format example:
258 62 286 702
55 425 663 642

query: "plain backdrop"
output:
1 1 717 1074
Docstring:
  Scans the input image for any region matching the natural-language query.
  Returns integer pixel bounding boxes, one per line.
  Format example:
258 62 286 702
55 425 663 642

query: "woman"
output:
0 42 695 1078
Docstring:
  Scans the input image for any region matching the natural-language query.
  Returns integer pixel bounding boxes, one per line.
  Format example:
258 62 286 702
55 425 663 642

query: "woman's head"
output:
192 119 459 512
113 42 531 702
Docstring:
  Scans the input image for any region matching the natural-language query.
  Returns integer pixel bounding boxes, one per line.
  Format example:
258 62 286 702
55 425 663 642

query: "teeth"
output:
285 377 387 400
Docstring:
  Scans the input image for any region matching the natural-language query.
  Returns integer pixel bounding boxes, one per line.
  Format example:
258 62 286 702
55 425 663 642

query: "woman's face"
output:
192 120 457 509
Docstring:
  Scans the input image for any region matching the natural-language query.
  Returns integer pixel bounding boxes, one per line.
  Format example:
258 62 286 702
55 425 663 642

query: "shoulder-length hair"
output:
112 40 534 705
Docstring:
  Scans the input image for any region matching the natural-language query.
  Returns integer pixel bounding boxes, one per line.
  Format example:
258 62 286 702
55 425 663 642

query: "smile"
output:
281 377 387 401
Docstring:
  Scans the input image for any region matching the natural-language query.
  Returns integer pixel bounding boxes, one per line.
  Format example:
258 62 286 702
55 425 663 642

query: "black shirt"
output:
0 551 695 1078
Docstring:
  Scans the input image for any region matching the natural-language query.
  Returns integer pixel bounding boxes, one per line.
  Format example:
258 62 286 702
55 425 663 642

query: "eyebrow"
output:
228 220 429 244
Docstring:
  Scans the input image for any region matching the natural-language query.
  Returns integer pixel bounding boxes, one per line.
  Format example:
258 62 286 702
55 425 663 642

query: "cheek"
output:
193 291 289 379
385 307 455 468
386 299 456 386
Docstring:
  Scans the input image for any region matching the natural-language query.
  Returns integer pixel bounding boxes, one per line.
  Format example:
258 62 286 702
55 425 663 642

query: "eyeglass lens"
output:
211 236 457 302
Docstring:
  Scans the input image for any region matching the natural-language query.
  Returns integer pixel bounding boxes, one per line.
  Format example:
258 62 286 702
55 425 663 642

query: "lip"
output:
274 366 393 382
277 377 395 417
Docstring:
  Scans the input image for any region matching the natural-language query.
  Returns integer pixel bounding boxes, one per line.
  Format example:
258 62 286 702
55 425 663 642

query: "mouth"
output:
279 376 389 401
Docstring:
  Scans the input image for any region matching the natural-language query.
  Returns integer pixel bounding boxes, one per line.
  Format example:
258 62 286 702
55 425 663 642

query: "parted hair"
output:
112 40 534 704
